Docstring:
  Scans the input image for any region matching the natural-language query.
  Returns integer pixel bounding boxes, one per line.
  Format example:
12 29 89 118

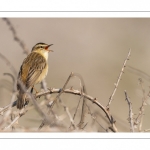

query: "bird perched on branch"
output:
17 42 53 109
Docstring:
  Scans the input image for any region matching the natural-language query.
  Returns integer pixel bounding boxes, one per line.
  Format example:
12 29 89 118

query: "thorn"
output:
106 107 109 111
71 72 74 76
94 97 97 101
70 86 73 90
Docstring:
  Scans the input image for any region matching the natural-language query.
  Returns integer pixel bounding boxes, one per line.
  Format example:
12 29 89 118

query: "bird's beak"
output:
45 44 54 52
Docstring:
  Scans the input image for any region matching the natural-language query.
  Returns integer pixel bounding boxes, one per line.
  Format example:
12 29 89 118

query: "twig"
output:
134 78 147 131
58 98 76 129
73 73 87 129
106 49 131 109
3 115 20 131
73 96 83 120
0 92 17 128
3 109 27 131
0 101 16 115
41 79 51 101
50 72 74 108
0 72 18 128
0 53 17 76
3 73 17 92
2 18 30 55
144 128 150 132
86 103 108 132
124 90 134 132
127 65 150 82
69 95 83 129
29 93 53 126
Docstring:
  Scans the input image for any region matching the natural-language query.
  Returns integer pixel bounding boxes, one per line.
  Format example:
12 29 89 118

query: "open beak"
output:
45 44 54 52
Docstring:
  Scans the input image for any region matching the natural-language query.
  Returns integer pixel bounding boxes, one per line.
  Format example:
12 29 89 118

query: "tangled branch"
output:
0 85 118 132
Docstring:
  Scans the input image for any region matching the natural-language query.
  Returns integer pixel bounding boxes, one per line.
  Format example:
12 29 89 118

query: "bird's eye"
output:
40 46 43 48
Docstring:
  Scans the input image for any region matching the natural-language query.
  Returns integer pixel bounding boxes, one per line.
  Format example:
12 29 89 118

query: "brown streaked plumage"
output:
17 43 53 109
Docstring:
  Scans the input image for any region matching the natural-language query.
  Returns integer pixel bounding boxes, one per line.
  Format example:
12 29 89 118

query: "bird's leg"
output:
31 86 39 94
31 87 34 93
30 86 41 98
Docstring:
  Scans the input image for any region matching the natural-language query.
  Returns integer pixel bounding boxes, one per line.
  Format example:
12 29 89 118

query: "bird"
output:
17 42 53 109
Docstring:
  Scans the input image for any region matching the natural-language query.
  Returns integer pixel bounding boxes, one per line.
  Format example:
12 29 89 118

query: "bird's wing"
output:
18 52 46 89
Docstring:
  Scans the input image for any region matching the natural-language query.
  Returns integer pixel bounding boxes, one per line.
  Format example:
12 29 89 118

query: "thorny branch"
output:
106 49 131 109
0 87 118 132
124 90 134 132
134 78 147 131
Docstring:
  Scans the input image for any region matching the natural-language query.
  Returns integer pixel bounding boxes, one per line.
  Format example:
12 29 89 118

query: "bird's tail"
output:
17 91 29 109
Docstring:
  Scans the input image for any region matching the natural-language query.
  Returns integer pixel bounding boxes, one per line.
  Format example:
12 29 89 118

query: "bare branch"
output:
50 72 73 108
3 109 27 131
41 79 51 101
0 53 17 76
29 93 53 126
124 90 134 132
3 73 17 92
73 96 83 121
144 128 150 132
58 98 76 130
73 73 87 129
86 103 108 132
0 92 17 128
106 49 131 109
134 78 147 131
2 18 30 55
69 95 83 129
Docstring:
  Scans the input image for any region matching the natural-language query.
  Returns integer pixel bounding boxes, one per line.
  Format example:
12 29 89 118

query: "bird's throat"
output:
35 51 49 61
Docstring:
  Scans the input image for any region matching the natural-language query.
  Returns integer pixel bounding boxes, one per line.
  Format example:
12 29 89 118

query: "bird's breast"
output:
35 64 48 84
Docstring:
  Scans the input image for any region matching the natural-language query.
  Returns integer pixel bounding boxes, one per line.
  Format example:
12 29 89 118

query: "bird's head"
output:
32 43 53 53
31 43 53 60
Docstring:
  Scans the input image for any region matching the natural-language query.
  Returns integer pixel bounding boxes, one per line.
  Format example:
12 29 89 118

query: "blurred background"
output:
0 18 150 132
